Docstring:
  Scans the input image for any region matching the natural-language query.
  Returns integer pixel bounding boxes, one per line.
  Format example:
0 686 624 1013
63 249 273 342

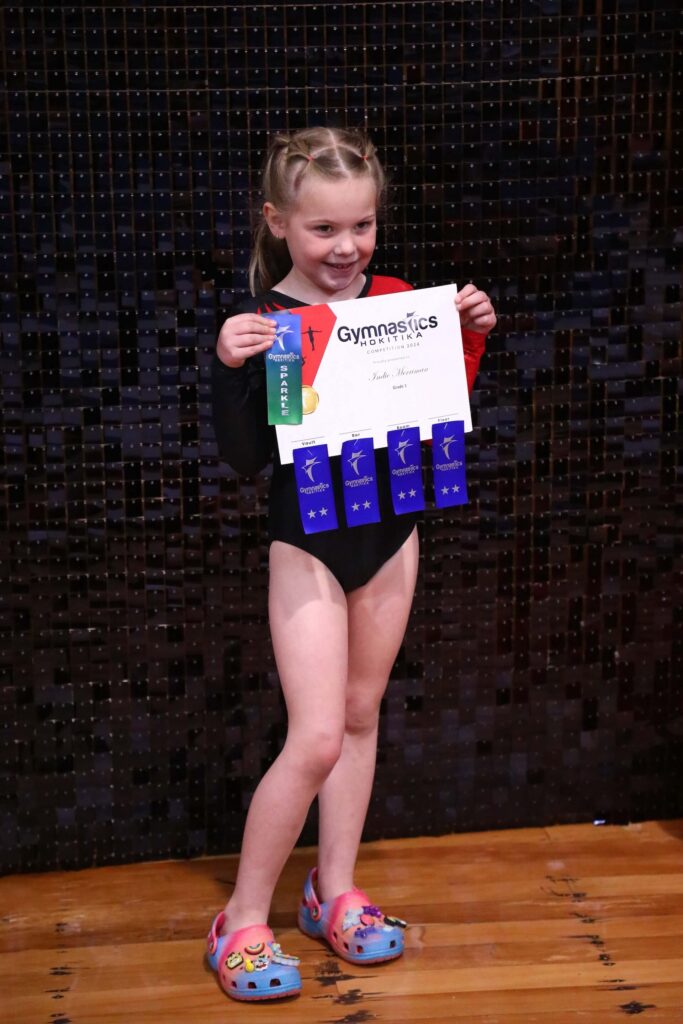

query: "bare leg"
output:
222 541 349 934
316 527 419 902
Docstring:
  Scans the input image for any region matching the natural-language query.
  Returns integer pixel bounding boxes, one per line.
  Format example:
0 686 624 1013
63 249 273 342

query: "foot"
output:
207 912 301 1001
297 866 407 965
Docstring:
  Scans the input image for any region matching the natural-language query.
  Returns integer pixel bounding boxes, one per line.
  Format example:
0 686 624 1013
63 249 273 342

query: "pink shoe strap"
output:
302 867 323 920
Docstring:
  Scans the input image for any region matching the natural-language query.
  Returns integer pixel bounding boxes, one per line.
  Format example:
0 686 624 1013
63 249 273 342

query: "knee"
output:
287 727 344 781
345 688 382 737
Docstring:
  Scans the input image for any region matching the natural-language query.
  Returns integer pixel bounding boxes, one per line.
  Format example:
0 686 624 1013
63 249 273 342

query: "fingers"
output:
459 297 496 326
455 284 487 314
217 314 277 367
455 284 497 333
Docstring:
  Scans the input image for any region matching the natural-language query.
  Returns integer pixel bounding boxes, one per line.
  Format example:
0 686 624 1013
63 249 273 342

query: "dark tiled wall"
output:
1 2 681 873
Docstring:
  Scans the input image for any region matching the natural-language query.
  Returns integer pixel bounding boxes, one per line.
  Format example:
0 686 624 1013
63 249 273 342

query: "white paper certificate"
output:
275 283 470 464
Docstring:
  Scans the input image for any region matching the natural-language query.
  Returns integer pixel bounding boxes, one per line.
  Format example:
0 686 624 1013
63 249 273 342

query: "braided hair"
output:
249 126 387 295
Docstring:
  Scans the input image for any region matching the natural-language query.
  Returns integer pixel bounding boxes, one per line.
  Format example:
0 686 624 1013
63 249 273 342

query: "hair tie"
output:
306 154 314 162
362 153 369 161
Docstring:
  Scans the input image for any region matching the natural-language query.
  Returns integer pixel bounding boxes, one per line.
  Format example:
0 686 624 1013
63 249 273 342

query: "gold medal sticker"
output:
302 385 319 415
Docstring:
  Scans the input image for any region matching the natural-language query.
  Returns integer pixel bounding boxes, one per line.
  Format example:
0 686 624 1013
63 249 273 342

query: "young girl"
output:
208 126 496 1002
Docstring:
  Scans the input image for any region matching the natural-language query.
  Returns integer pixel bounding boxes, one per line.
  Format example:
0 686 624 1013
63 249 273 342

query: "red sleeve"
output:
462 327 487 394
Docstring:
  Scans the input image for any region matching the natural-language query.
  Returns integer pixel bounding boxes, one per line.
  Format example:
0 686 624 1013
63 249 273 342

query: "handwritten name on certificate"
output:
275 283 470 464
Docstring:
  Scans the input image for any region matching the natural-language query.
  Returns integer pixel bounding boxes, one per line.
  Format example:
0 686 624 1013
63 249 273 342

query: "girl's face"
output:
265 175 377 303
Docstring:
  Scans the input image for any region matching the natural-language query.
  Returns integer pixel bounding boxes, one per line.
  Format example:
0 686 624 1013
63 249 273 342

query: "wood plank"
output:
404 915 683 947
543 820 683 843
333 958 683 995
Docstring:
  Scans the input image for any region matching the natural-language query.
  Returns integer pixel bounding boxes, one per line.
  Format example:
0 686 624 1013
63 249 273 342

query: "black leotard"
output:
211 274 486 592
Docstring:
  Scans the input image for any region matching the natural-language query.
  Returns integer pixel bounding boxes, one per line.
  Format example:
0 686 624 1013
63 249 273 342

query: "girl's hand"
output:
216 313 277 368
455 283 497 334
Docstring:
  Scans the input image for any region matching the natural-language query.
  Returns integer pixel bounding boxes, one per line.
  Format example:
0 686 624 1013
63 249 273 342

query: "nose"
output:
333 232 356 256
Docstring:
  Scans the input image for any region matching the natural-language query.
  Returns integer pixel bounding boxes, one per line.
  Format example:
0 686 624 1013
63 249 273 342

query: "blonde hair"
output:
248 126 387 295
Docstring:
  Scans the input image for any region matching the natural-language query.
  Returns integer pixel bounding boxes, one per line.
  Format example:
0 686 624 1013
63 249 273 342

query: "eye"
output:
355 219 374 231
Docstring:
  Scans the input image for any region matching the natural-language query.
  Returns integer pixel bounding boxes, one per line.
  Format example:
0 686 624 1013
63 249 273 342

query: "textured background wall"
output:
1 2 681 874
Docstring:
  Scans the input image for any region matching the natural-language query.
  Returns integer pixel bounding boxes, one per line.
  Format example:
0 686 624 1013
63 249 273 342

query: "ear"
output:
263 202 287 239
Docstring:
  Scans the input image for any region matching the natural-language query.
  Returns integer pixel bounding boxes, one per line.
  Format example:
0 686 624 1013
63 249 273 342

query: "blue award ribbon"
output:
292 444 339 534
340 437 381 527
386 426 425 514
431 420 468 507
264 311 303 425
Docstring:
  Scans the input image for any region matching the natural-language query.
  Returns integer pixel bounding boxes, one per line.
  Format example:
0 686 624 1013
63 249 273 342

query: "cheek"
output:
299 236 326 257
361 238 376 259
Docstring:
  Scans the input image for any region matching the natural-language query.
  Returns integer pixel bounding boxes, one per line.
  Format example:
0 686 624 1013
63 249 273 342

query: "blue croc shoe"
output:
207 912 301 1001
297 867 407 965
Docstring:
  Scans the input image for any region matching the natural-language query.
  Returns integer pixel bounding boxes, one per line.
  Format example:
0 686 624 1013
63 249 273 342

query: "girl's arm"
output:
211 313 277 475
455 284 497 393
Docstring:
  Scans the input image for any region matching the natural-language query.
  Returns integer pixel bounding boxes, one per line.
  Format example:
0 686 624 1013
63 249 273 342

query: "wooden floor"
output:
2 820 682 1023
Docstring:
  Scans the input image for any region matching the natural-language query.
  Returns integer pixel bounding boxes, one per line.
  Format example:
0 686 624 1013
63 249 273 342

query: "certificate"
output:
274 283 470 464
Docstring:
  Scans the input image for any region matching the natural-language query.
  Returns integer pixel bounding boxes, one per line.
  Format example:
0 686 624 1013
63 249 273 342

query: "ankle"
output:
316 870 356 905
221 898 269 937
